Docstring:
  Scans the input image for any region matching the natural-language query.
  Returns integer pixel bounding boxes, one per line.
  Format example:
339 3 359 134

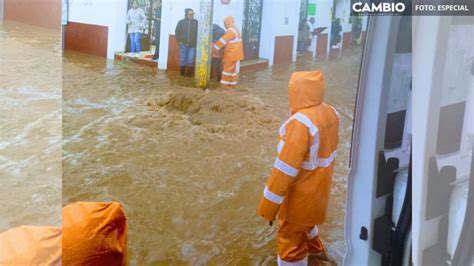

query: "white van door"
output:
412 15 474 266
344 14 412 266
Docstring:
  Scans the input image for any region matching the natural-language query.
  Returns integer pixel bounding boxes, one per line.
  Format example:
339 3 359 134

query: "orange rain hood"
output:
288 70 326 114
224 16 235 29
63 201 128 265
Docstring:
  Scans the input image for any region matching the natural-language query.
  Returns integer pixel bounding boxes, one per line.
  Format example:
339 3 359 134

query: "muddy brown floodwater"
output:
0 22 62 231
63 47 362 265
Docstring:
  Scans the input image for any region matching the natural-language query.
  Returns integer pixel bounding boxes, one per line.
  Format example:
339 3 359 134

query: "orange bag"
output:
0 225 61 265
62 201 128 266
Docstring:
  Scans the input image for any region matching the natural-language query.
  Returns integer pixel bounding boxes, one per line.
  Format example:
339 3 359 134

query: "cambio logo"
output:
352 1 406 13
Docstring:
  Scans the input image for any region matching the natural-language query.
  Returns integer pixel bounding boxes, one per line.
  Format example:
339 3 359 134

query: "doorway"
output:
125 0 162 59
242 0 263 60
300 0 308 22
297 0 309 54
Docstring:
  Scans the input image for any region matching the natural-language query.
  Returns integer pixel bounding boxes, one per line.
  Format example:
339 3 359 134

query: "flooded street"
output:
0 22 62 231
63 48 361 264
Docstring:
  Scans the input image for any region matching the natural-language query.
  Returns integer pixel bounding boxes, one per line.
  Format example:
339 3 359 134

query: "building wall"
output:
333 0 370 51
64 22 108 57
3 0 61 30
66 0 127 59
213 0 243 30
333 0 345 50
260 0 300 66
309 0 333 58
335 0 351 32
63 0 350 67
0 0 4 22
312 0 332 29
316 33 328 59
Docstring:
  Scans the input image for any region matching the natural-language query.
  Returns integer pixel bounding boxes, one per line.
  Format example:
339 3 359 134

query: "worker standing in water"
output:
213 16 244 87
257 71 340 265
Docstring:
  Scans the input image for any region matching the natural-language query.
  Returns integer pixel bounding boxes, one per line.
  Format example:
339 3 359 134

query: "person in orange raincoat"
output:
257 70 340 265
213 16 244 86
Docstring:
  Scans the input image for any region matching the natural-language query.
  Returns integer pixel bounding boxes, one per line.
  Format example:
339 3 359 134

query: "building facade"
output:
60 0 367 69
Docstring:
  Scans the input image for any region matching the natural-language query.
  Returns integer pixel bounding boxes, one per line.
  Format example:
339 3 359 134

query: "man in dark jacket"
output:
331 18 342 48
175 8 198 76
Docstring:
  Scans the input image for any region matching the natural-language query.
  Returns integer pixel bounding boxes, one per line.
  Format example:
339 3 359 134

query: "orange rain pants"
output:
221 60 238 86
277 219 326 264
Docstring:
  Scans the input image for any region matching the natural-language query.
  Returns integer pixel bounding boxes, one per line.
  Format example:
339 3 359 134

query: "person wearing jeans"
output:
130 32 141 56
126 1 146 57
179 43 196 75
175 8 198 76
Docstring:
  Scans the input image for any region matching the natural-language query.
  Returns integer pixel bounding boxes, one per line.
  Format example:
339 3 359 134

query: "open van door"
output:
344 14 412 265
412 16 474 266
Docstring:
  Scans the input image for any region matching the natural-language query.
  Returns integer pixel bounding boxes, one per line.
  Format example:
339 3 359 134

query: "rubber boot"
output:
180 66 186 76
186 65 194 77
216 60 223 82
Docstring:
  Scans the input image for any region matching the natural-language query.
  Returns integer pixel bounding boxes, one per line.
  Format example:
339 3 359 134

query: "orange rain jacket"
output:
257 71 340 226
214 16 244 62
0 225 61 265
63 201 128 265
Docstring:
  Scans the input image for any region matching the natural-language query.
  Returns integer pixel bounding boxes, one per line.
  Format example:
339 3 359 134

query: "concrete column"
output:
195 0 213 88
157 0 171 70
0 0 4 23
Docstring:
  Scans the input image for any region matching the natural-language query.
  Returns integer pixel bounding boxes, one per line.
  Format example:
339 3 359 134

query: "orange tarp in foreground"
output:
0 201 127 265
0 225 62 265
